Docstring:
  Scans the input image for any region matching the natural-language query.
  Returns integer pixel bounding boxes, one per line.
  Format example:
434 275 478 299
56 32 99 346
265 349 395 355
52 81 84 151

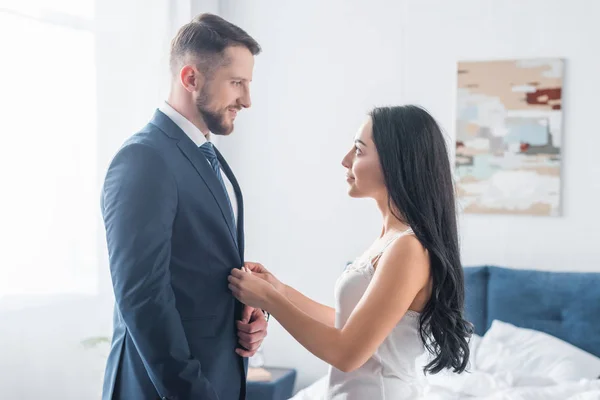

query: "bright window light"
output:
0 3 97 297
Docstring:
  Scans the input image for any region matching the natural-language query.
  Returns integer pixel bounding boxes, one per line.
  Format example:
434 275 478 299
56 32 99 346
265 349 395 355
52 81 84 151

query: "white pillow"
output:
476 320 600 382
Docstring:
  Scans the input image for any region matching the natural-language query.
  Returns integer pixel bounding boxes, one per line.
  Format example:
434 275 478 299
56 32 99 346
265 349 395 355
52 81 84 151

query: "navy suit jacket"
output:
101 110 247 400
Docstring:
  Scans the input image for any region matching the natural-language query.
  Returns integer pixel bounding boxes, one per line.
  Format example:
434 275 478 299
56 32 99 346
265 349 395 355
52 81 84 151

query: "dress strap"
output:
370 228 414 266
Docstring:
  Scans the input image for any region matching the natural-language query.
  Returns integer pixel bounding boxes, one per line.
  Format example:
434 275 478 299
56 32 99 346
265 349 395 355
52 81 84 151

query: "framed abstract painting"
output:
455 58 565 216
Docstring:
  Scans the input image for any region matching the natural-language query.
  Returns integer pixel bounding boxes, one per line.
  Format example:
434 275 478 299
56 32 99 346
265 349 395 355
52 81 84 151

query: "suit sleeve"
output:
102 143 219 400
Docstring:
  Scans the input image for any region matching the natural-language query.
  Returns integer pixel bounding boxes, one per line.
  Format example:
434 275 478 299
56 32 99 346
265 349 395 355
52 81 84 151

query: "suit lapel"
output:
150 110 238 249
216 147 244 261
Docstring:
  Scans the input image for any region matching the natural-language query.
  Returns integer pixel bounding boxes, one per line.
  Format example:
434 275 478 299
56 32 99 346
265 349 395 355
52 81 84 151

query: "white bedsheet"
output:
423 369 600 399
290 321 600 400
291 373 600 399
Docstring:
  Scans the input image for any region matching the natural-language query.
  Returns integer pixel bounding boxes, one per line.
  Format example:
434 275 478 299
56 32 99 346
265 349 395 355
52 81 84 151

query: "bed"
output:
464 265 600 357
291 266 600 399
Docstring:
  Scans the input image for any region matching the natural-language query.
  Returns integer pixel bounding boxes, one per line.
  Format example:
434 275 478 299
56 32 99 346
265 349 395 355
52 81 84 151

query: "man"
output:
101 13 267 400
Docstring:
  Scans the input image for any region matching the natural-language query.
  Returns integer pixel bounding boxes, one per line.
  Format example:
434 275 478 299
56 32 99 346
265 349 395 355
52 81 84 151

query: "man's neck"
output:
166 97 210 137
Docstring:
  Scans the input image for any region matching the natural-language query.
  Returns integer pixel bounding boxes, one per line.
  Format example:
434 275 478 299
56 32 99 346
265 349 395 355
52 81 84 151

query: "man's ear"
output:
179 64 203 93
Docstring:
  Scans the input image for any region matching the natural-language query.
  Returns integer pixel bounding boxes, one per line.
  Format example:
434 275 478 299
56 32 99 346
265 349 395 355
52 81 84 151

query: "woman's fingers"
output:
228 275 242 285
228 283 239 295
230 268 245 278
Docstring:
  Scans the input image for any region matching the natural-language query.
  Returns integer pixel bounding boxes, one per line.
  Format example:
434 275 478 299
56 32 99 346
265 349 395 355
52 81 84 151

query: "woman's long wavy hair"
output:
370 105 473 374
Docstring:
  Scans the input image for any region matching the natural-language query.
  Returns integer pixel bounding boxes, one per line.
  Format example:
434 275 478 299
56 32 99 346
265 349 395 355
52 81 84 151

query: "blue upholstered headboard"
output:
463 266 600 358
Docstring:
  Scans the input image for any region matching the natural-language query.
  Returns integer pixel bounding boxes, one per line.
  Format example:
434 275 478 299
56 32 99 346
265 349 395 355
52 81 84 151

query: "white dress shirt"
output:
158 102 238 223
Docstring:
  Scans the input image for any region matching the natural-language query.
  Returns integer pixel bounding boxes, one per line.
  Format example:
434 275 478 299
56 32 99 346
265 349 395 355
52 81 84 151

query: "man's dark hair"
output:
170 13 261 77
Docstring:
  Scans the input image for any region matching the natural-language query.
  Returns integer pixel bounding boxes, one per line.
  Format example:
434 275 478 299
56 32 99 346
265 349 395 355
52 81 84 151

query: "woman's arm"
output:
231 236 429 373
244 262 335 327
282 284 336 327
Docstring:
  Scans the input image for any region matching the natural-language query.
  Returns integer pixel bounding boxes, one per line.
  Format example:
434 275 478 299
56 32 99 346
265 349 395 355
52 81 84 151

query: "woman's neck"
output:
375 194 410 238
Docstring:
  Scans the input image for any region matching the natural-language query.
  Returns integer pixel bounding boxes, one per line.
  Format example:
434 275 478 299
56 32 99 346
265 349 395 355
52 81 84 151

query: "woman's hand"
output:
229 267 279 310
244 262 286 295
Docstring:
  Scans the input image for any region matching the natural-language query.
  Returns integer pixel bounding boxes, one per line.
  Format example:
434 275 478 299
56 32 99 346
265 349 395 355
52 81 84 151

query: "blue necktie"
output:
198 142 237 235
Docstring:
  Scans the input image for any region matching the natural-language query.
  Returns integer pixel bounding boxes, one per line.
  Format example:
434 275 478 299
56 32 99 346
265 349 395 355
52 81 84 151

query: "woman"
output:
229 105 473 399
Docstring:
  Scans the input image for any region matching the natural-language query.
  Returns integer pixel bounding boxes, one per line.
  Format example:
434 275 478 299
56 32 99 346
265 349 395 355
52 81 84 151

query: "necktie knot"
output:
199 142 219 167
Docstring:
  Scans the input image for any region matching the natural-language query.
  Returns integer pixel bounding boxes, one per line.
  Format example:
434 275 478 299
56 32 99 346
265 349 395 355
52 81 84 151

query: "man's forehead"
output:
219 47 254 78
224 46 254 64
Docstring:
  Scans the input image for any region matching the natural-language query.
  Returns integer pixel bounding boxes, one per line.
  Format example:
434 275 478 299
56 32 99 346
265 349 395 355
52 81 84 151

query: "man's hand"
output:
236 306 268 357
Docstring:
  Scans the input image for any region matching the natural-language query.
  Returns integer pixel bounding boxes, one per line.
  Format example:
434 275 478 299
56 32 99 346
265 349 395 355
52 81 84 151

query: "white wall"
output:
218 0 600 390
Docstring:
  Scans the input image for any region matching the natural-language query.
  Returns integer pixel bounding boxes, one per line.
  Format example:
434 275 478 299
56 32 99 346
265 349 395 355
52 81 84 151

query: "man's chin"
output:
213 124 234 136
199 109 234 135
222 125 234 135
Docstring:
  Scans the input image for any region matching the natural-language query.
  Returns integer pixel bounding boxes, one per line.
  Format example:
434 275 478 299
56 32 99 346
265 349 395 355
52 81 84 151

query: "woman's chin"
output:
346 186 361 198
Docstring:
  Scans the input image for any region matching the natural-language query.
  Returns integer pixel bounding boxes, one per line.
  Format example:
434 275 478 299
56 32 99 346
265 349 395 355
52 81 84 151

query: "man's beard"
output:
196 86 234 136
